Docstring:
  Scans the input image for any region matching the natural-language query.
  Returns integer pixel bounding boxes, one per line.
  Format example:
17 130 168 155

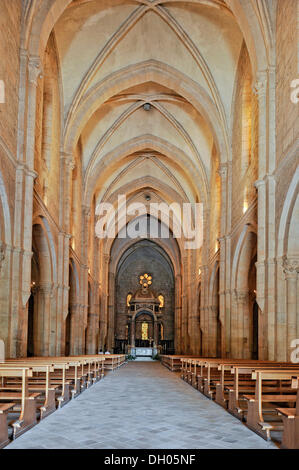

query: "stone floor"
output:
6 362 277 449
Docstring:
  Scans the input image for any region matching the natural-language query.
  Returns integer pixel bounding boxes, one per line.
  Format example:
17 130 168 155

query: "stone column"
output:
209 306 218 357
130 318 135 347
283 257 299 360
70 303 80 355
200 265 209 357
107 271 115 351
60 153 75 352
102 254 110 348
10 54 40 356
218 164 230 357
154 320 159 348
21 57 43 312
235 290 250 359
254 178 267 358
253 71 268 359
218 237 226 357
174 274 182 353
61 153 75 232
266 174 276 360
82 205 91 353
39 284 53 356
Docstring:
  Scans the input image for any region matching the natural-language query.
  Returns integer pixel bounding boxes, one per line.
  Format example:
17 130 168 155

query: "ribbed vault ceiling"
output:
52 0 244 218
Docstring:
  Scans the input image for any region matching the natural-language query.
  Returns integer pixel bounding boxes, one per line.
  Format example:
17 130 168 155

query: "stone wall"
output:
0 0 22 157
276 0 299 166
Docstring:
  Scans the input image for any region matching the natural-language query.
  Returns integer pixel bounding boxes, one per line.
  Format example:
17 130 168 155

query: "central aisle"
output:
7 362 276 449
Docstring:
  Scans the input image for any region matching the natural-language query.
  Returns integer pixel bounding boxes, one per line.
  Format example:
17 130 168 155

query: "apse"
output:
114 239 175 355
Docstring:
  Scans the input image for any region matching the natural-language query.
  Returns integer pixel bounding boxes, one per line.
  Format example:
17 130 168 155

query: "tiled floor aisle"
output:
7 362 277 449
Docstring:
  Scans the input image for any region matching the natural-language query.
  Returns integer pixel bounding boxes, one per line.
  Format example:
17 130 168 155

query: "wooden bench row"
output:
161 355 201 372
163 356 299 449
0 354 126 448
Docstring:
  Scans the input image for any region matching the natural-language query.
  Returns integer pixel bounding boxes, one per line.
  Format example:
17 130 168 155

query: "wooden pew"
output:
162 355 186 372
5 359 71 406
162 355 201 373
0 367 41 440
245 369 299 440
103 354 126 372
192 358 237 396
0 403 15 448
214 361 292 408
216 363 254 408
202 359 286 400
20 357 88 397
227 365 299 422
0 363 57 418
6 355 106 401
277 376 299 449
72 356 105 384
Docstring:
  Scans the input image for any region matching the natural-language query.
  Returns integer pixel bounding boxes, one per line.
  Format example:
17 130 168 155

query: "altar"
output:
129 347 158 358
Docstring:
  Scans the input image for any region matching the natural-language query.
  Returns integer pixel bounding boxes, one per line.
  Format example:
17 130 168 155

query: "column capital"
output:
39 283 54 297
252 70 267 97
82 205 91 218
218 163 228 179
61 152 75 171
283 256 299 277
20 48 29 60
16 163 38 180
28 56 43 86
234 289 249 304
254 179 266 190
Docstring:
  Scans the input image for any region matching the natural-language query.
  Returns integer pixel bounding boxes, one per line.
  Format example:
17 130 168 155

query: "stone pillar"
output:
102 254 110 348
82 205 91 353
283 257 299 361
41 74 53 171
266 174 276 360
253 71 268 359
174 274 182 353
9 55 42 356
200 265 209 357
218 237 226 357
61 153 75 231
70 303 80 355
218 163 230 357
154 320 159 348
60 152 75 352
130 318 135 347
209 306 218 357
235 290 250 359
107 271 115 351
21 57 43 311
39 284 53 356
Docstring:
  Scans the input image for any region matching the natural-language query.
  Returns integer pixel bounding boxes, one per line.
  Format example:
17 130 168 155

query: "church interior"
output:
0 0 298 450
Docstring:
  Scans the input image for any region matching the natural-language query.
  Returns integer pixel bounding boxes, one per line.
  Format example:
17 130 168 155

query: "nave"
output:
6 362 275 450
